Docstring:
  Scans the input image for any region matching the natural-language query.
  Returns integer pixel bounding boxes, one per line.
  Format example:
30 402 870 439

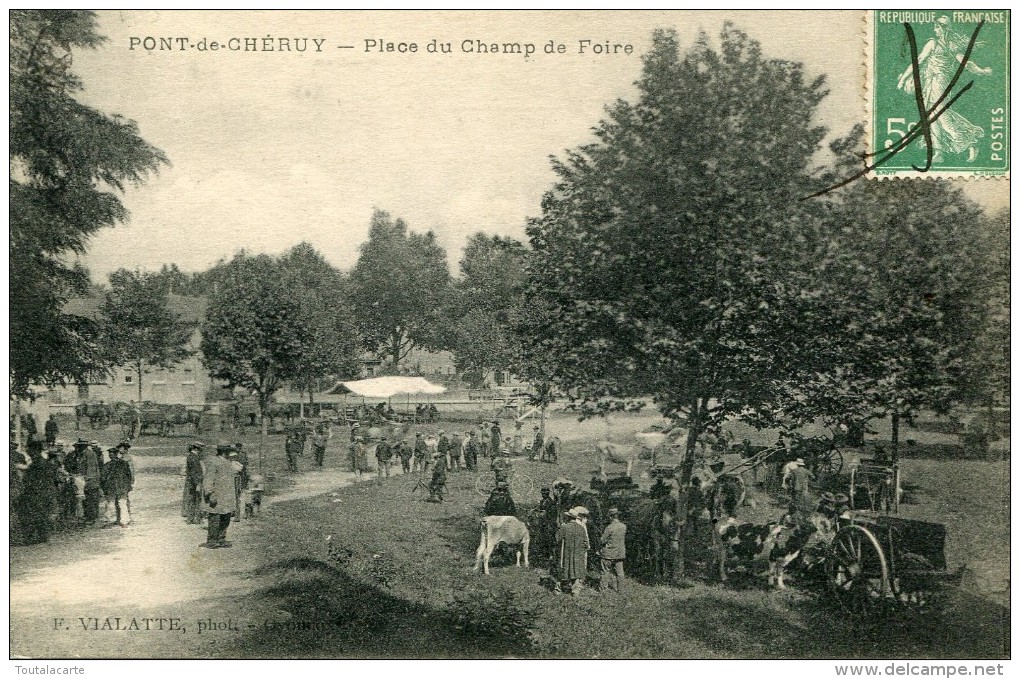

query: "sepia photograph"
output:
8 9 1010 664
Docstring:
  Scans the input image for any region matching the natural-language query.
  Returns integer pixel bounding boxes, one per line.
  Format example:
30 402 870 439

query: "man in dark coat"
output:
490 421 502 457
182 442 206 524
375 437 393 478
530 426 543 461
537 487 559 559
397 440 413 474
427 459 446 502
555 507 590 595
16 444 59 544
437 431 451 471
463 431 478 471
413 433 428 473
484 481 517 516
44 414 59 446
284 428 300 472
66 439 102 527
311 425 329 467
101 448 134 527
203 445 238 548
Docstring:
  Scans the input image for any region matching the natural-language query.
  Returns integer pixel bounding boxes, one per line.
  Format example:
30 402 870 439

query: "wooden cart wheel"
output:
826 524 892 617
814 445 844 476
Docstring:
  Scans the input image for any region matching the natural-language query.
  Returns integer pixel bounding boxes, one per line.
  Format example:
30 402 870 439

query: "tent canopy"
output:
326 376 447 399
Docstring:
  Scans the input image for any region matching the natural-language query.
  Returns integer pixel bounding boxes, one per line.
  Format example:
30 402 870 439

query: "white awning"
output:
326 376 447 399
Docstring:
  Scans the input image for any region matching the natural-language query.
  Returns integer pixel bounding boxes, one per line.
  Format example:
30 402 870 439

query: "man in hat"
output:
15 440 59 544
349 421 361 443
350 436 371 473
44 413 59 447
530 426 543 462
490 421 502 457
555 507 590 595
537 487 558 559
397 438 414 474
786 457 813 515
375 436 393 478
599 508 627 593
101 447 133 527
484 480 517 517
311 423 330 467
477 423 490 459
427 452 447 502
66 438 102 527
202 444 238 548
462 430 478 471
413 432 428 473
182 442 206 524
437 430 451 471
284 427 300 472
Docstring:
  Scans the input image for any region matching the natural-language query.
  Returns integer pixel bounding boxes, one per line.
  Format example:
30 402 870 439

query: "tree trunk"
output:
136 359 144 403
391 330 402 370
673 396 704 584
14 398 24 453
891 410 900 465
258 394 268 473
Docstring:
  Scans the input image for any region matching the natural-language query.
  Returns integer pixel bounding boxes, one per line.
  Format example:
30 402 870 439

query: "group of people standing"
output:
182 440 258 549
11 434 135 545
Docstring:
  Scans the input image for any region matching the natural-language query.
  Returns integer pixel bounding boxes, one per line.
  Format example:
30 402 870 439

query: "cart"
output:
825 513 962 617
849 458 901 512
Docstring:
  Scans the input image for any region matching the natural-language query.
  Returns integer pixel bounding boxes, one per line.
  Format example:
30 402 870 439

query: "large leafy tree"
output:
350 209 452 368
781 181 1001 456
448 234 527 386
280 243 362 400
201 254 308 441
98 269 194 402
10 10 167 395
521 27 831 485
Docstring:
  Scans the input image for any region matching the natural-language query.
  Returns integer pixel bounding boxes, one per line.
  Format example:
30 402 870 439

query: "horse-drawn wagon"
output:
824 512 962 617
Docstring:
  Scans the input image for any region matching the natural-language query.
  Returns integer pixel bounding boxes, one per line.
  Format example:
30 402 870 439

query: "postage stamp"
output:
867 10 1009 178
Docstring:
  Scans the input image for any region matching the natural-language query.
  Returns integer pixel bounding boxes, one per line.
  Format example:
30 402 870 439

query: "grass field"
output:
195 411 1009 659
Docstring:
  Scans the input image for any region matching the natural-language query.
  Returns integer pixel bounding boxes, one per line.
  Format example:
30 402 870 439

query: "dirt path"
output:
9 456 372 659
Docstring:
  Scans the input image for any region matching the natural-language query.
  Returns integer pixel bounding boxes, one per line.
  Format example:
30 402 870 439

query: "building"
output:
43 295 212 405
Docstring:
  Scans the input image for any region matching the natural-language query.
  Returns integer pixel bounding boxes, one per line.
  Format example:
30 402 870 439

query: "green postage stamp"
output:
868 10 1009 177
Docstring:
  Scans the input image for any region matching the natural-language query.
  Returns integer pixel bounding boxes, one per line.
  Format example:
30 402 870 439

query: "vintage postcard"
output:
9 9 1010 668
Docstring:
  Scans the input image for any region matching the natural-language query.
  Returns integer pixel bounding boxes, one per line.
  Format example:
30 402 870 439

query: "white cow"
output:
597 430 683 477
473 516 530 575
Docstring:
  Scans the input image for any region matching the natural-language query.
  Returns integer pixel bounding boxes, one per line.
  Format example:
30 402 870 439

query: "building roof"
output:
64 293 207 324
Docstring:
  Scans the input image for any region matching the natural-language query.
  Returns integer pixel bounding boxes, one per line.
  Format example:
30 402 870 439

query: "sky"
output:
72 10 1009 281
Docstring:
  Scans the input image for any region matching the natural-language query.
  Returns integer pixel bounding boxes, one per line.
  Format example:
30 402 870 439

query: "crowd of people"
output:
10 432 136 545
181 440 261 549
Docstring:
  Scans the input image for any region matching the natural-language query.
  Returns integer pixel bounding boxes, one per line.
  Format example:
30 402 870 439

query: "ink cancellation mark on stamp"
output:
867 10 1009 179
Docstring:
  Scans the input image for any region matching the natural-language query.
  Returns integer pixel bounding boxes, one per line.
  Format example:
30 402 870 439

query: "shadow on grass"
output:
225 557 537 659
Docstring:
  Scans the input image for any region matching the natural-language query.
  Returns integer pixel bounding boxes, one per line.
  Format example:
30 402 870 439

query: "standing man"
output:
311 423 329 467
15 441 58 544
375 436 393 479
44 414 59 446
413 432 428 473
351 436 369 477
101 447 134 527
182 441 206 524
428 455 447 503
555 507 590 596
599 508 627 593
397 439 413 474
66 438 102 527
531 426 544 462
284 428 299 472
202 444 238 548
449 431 463 471
437 430 451 471
538 487 558 560
477 423 490 459
463 430 478 471
512 420 524 456
490 421 502 458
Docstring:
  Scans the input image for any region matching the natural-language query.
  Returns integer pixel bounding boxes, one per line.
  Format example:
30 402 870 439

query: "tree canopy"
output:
349 209 452 367
10 10 167 395
98 269 194 402
520 26 832 474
